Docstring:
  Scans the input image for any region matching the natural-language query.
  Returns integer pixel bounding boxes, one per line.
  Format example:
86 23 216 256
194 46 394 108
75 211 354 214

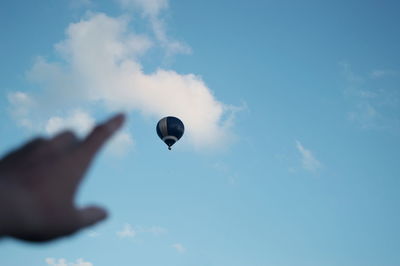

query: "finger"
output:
78 113 125 160
51 130 79 151
21 137 48 151
77 205 108 229
0 137 47 162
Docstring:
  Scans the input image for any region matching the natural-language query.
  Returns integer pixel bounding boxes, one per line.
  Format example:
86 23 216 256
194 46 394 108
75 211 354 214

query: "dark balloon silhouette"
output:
156 116 184 150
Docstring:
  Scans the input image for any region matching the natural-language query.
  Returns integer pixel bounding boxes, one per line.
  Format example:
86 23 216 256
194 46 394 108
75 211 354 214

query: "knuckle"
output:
94 124 109 136
27 137 48 148
45 141 58 152
51 131 79 149
25 137 49 152
62 130 75 137
57 130 77 140
32 137 47 143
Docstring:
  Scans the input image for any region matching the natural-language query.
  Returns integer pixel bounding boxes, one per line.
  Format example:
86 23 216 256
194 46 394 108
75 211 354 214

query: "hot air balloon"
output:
156 116 184 150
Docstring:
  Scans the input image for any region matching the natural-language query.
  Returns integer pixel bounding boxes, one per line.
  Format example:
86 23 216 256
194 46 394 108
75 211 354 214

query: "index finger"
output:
78 113 125 161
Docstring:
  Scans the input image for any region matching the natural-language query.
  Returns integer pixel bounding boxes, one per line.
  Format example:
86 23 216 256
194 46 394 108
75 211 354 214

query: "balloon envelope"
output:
156 116 184 150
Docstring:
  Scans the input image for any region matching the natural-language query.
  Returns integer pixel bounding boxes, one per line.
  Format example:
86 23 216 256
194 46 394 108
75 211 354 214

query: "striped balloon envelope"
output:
156 116 185 150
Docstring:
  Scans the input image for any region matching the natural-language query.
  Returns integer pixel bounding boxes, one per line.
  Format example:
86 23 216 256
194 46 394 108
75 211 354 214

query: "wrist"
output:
0 185 17 237
0 207 12 237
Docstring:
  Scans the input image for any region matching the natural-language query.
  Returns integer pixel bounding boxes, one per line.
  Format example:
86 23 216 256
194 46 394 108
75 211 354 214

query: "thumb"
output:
77 205 108 229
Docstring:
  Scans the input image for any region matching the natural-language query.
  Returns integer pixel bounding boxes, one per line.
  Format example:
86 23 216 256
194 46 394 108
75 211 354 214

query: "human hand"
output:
0 113 125 242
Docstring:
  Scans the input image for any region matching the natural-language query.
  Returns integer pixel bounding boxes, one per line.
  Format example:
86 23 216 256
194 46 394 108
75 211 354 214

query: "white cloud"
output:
45 258 93 266
45 109 95 136
116 223 136 238
171 243 186 253
295 141 322 173
7 92 34 115
7 91 36 129
8 12 234 151
105 131 134 156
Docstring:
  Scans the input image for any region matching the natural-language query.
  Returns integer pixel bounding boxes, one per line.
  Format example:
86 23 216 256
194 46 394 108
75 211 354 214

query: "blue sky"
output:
1 0 400 265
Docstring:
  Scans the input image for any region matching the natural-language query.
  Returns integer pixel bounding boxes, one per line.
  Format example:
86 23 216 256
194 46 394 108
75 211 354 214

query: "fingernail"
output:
107 113 125 131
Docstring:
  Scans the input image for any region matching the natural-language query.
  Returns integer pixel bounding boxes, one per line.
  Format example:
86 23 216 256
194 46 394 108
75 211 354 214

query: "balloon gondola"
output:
156 116 184 150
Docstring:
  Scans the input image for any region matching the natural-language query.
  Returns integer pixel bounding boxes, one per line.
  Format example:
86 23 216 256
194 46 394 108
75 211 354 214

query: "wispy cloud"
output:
341 63 400 131
69 0 93 9
116 224 167 239
295 141 322 173
116 0 190 56
116 223 136 238
213 162 239 185
8 11 236 151
117 0 168 16
171 243 186 253
87 230 100 238
141 225 168 236
370 69 398 79
45 258 93 266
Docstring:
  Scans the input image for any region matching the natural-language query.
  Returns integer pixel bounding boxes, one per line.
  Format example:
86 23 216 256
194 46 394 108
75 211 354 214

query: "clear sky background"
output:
1 0 400 266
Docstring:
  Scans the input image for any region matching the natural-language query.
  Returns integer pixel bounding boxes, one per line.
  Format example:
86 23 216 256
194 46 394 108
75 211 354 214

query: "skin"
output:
0 113 125 242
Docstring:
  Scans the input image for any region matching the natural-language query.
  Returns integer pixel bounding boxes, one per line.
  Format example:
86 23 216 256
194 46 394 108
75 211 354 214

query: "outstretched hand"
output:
0 113 125 242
